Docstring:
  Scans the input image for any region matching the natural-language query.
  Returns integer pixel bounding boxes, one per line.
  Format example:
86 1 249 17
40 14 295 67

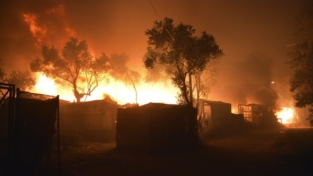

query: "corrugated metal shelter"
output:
116 103 198 153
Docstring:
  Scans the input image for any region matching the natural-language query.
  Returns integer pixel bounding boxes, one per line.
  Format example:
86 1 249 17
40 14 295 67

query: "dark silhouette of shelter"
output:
198 100 232 128
197 99 244 131
116 103 198 153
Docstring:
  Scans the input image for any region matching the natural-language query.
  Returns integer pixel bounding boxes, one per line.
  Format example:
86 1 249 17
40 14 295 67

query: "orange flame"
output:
31 73 178 105
276 107 295 124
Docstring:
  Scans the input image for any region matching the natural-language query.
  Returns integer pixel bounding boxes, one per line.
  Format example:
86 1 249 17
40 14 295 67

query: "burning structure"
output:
238 103 279 126
276 107 300 126
238 103 302 127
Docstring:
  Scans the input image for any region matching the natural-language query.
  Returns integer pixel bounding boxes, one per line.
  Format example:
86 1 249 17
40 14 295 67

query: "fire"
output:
31 73 74 101
276 107 295 124
31 73 178 105
32 73 56 94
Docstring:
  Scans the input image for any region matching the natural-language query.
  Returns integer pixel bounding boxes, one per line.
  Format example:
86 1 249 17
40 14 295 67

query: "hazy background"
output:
1 0 311 108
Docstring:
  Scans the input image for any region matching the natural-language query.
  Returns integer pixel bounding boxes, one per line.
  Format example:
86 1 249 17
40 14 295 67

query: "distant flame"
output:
276 107 294 124
31 73 178 105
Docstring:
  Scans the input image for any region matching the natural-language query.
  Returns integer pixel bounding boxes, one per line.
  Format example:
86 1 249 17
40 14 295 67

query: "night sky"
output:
1 0 311 107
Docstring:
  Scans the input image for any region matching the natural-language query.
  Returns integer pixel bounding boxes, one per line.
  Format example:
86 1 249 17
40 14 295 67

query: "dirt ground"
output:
29 126 313 176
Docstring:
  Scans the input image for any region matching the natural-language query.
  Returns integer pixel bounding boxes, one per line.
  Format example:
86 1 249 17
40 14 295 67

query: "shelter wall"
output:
116 103 198 153
59 100 117 140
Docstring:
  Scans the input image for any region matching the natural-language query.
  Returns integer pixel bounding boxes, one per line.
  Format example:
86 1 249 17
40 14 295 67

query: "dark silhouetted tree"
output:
6 69 36 91
109 53 141 104
288 4 313 126
30 37 110 102
143 17 223 107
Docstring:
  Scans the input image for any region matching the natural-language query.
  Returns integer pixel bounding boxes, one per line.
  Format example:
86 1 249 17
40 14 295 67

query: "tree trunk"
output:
189 73 193 107
73 82 82 103
181 80 190 106
131 79 138 104
195 73 201 111
126 72 138 104
74 89 81 103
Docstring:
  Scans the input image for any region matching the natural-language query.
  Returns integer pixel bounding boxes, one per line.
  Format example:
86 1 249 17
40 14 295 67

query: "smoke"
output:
211 53 278 108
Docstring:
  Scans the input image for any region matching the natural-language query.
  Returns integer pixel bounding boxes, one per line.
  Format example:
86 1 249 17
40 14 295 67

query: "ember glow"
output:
31 73 178 105
276 107 295 124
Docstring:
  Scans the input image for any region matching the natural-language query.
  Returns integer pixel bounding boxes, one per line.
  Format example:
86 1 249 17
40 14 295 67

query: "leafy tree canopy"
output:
30 36 110 102
288 4 313 125
143 17 223 106
6 69 36 91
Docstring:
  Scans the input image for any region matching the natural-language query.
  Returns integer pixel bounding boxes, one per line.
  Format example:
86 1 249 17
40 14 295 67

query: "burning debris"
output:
238 103 301 127
276 107 298 125
238 103 277 126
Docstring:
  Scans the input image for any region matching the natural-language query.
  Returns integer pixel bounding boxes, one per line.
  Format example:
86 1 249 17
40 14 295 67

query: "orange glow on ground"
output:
31 73 178 105
276 107 295 124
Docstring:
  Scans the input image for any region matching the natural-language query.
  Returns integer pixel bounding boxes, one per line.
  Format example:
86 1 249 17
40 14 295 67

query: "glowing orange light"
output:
276 107 294 124
31 73 74 101
32 73 56 95
31 73 178 105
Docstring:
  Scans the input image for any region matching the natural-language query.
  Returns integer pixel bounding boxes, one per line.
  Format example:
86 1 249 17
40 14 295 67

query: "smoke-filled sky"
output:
0 0 311 106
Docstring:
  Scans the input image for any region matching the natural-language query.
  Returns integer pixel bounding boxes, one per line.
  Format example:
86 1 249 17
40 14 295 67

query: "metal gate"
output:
0 83 15 175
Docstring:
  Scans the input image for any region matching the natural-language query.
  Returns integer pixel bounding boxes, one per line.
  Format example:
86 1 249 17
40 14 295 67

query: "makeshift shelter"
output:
197 99 233 129
59 99 117 141
116 103 198 153
238 103 278 126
